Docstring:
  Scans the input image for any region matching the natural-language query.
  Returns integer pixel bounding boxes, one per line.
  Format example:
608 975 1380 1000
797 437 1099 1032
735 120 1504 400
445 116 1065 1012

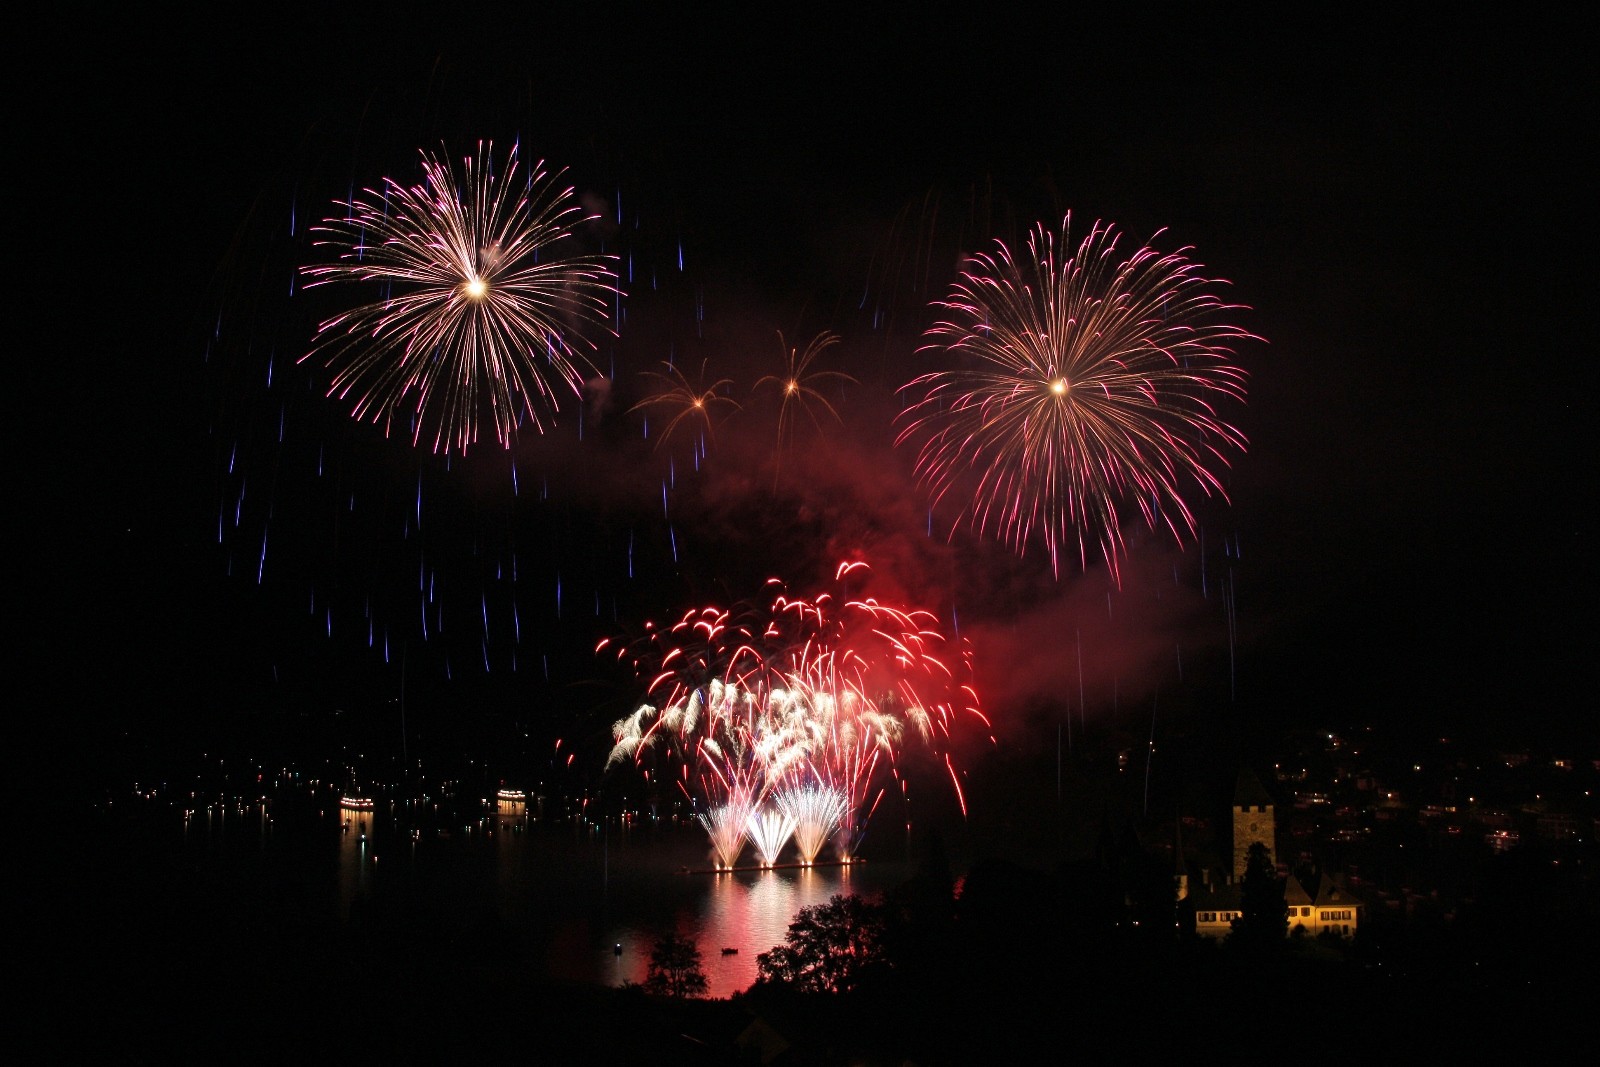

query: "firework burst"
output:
602 562 989 863
630 358 740 450
754 331 856 481
896 216 1256 580
300 142 618 454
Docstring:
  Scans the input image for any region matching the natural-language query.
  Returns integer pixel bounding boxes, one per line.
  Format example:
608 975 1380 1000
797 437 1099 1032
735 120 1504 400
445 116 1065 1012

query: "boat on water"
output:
339 793 375 812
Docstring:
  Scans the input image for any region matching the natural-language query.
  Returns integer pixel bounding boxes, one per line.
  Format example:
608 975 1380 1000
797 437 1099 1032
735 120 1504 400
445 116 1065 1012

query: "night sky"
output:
30 8 1591 779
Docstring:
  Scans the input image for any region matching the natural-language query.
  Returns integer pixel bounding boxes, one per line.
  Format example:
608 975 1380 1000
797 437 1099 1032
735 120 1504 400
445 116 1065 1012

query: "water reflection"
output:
494 798 529 926
169 794 905 1000
603 862 867 997
337 803 373 917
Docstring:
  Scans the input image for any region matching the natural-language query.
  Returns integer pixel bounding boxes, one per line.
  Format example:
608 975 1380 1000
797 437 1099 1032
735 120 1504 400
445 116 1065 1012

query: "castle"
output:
1183 769 1362 940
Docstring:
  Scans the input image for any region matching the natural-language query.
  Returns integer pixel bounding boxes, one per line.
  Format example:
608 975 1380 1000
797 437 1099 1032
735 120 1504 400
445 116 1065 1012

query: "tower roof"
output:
1234 768 1274 808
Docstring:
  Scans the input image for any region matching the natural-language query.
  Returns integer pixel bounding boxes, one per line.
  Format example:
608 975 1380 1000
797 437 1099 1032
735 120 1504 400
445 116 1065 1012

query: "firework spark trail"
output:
775 784 850 865
630 359 740 450
603 562 989 861
746 807 798 868
692 703 803 869
753 331 857 486
896 215 1257 581
301 142 618 454
698 799 754 871
770 658 901 860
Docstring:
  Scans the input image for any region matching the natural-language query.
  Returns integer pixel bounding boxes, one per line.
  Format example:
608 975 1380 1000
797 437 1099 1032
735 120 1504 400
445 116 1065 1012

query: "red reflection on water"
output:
605 864 863 997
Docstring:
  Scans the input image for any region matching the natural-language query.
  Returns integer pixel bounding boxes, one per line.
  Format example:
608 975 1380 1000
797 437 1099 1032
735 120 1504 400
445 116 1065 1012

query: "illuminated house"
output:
1190 883 1243 938
339 790 375 815
1184 770 1361 940
1285 872 1362 938
496 788 527 817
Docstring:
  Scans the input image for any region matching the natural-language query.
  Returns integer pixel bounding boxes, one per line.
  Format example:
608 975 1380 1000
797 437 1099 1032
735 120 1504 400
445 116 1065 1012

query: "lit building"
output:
1285 872 1362 938
1191 883 1243 938
1184 769 1362 940
1232 769 1276 880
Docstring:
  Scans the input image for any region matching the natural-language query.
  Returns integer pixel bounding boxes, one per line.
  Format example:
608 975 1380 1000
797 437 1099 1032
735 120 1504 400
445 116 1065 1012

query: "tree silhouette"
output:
755 893 890 994
644 931 709 998
1231 841 1286 948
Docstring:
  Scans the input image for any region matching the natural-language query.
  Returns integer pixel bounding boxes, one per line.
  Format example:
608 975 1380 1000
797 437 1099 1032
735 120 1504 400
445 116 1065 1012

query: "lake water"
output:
165 794 914 999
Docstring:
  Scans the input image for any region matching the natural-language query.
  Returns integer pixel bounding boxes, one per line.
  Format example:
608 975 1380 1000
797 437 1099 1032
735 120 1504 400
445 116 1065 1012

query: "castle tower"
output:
1231 769 1276 882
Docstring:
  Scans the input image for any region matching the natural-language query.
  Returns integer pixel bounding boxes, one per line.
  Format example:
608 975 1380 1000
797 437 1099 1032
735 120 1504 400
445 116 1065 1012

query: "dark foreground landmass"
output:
26 807 1592 1066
